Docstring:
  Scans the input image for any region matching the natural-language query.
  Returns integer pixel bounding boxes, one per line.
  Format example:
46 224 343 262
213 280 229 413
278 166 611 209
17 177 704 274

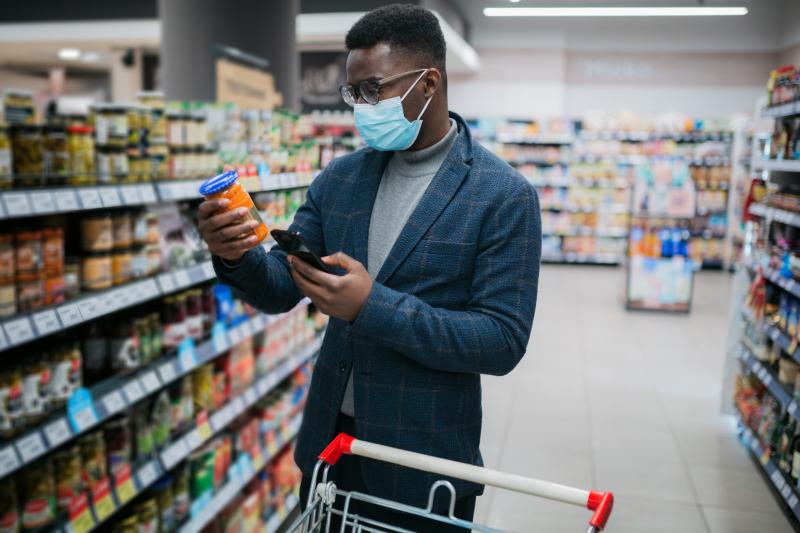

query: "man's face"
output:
345 43 428 122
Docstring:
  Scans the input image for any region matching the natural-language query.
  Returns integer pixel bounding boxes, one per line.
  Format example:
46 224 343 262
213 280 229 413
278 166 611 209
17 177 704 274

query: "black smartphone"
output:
270 229 334 274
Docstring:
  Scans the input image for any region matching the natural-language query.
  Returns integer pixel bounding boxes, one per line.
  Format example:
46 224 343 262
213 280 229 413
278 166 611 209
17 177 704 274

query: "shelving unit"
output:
732 92 800 529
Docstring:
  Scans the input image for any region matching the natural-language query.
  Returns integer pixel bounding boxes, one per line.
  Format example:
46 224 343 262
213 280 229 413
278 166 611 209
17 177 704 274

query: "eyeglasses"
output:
339 68 429 107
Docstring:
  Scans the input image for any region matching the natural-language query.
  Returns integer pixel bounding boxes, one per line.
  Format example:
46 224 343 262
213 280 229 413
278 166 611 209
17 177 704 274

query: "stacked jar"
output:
138 91 168 180
91 104 129 185
15 221 65 312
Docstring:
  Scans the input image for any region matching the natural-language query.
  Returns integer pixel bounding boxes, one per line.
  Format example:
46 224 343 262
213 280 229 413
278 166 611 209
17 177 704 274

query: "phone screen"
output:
271 230 333 273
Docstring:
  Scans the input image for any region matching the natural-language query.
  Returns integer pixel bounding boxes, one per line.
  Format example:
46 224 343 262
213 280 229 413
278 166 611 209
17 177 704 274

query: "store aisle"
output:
475 266 792 533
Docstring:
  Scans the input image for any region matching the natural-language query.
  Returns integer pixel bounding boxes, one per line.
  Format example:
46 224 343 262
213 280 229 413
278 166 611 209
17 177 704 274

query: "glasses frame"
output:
340 68 429 107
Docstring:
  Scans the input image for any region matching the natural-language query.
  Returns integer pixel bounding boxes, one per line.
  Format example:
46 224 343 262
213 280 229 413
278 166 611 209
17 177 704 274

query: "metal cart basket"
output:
288 433 614 533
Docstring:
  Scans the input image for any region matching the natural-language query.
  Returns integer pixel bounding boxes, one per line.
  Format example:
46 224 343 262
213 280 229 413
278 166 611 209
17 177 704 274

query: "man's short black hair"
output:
345 4 447 76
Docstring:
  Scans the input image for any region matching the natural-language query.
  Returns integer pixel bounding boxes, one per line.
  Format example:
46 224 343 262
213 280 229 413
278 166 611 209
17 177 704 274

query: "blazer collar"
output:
350 111 473 284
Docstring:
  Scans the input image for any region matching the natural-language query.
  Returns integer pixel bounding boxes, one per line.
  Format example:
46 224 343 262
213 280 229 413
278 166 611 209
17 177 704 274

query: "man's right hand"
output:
198 199 261 262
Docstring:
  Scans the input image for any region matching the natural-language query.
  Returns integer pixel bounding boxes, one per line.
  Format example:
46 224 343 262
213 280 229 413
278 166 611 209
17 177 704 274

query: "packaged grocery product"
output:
63 257 80 299
112 249 133 285
0 125 12 189
42 125 68 183
43 274 65 306
162 296 187 351
109 319 140 372
82 322 108 384
115 514 138 533
0 476 19 533
198 170 269 244
48 344 81 406
20 459 56 530
104 416 132 477
151 391 172 448
152 475 174 532
66 124 95 185
132 402 155 459
79 431 107 491
52 446 83 513
10 125 44 184
150 312 163 358
185 289 203 340
134 498 159 533
81 252 112 291
15 231 43 278
22 358 49 424
16 275 44 313
172 464 190 523
0 370 23 438
81 214 113 252
113 212 133 249
192 364 214 413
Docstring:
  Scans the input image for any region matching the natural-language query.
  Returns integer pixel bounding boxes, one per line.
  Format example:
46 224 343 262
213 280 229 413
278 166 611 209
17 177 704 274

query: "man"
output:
199 4 540 530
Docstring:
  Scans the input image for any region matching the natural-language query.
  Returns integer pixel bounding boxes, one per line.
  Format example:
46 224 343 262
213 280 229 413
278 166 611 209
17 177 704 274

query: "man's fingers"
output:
198 199 231 217
291 268 327 302
321 251 357 273
216 235 259 255
208 207 250 230
290 256 338 287
218 221 259 240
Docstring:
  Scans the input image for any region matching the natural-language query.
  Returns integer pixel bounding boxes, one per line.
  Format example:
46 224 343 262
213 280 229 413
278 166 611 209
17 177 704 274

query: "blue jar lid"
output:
199 170 238 196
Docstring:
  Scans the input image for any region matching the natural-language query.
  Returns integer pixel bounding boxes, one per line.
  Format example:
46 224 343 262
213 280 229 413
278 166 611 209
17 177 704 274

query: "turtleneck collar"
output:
388 118 458 178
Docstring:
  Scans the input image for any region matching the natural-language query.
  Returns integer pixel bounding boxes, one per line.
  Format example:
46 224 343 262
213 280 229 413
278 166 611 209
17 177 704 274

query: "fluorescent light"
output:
483 6 748 17
58 47 81 60
81 51 100 62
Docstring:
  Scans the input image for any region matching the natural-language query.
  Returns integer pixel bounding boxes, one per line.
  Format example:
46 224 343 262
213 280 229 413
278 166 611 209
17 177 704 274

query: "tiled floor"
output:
475 265 793 533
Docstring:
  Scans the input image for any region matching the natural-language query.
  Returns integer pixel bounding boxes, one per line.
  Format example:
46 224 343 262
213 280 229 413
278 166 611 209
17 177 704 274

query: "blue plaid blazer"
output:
214 112 541 506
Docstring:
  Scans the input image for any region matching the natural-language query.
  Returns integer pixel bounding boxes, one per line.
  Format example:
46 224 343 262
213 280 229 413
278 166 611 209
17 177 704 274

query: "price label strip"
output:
3 317 35 346
0 446 20 477
137 460 159 488
54 190 80 212
57 304 84 328
43 417 72 448
3 192 32 216
101 390 127 417
140 371 161 393
15 431 47 463
122 379 146 404
30 191 56 214
32 310 61 336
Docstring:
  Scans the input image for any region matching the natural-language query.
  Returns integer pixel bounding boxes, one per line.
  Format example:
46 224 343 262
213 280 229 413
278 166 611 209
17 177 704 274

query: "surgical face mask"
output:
353 69 433 151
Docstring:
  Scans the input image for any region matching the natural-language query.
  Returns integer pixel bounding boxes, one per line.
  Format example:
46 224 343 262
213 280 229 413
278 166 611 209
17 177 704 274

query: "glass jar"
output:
96 146 112 184
81 252 112 291
15 230 43 278
44 274 65 306
112 249 132 286
10 125 44 186
199 170 268 243
20 458 56 530
66 124 95 186
162 296 187 351
186 289 203 340
110 147 129 183
18 274 45 312
0 125 12 189
42 125 68 185
81 214 113 252
112 212 132 249
42 227 64 276
63 257 81 299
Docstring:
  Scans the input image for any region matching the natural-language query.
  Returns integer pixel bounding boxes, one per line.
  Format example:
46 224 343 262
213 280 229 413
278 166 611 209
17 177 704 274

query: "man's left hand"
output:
289 252 373 322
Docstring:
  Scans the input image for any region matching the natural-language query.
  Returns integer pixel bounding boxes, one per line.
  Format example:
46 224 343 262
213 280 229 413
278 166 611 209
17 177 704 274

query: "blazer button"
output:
339 360 347 373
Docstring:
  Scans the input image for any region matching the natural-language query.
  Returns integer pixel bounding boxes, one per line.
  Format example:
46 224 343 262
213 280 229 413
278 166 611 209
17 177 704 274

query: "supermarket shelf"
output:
541 205 629 214
738 345 799 423
745 260 800 301
0 171 318 220
0 260 217 352
541 253 622 265
527 177 630 189
178 416 304 533
752 159 800 173
740 307 800 365
71 341 316 533
761 101 800 119
265 493 301 533
0 308 319 482
579 131 733 143
735 412 800 522
495 135 574 145
748 203 800 228
542 228 628 238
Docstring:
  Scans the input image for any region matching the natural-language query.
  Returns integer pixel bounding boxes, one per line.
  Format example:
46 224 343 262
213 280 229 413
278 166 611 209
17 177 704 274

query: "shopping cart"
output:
289 433 614 533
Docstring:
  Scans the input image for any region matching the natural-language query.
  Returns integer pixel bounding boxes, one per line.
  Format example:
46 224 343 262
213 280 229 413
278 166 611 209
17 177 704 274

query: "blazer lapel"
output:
375 130 472 285
346 150 391 270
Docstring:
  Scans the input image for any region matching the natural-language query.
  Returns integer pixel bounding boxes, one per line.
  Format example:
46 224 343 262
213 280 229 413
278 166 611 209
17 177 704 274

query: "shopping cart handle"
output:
318 433 615 531
318 432 355 465
587 491 614 530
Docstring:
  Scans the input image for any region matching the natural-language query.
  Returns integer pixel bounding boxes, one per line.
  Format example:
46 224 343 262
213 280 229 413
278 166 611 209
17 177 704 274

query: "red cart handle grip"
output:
318 432 354 465
587 491 614 530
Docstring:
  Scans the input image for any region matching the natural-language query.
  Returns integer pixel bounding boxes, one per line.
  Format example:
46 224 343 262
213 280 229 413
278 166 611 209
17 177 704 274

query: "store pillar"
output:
158 0 299 108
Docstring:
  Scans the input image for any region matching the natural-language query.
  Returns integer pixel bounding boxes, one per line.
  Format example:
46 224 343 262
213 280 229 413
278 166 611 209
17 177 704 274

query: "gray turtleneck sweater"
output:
340 119 458 416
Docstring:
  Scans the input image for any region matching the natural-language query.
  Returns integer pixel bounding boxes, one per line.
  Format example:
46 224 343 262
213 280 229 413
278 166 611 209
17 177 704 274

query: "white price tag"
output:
3 318 35 346
257 377 269 397
100 292 119 314
77 297 102 320
3 193 31 216
122 285 141 305
174 270 191 288
790 494 799 509
139 184 158 203
32 310 60 336
157 273 176 293
184 429 202 451
15 432 46 463
233 396 246 415
763 373 773 386
161 438 189 469
0 446 20 477
113 287 130 308
210 411 226 431
202 262 215 279
140 371 161 393
137 461 158 487
244 388 257 406
53 190 79 212
78 188 102 209
122 379 146 404
158 362 177 384
102 391 126 416
43 418 72 448
99 187 122 207
30 191 56 214
241 321 254 338
57 304 83 327
70 405 98 433
120 186 142 205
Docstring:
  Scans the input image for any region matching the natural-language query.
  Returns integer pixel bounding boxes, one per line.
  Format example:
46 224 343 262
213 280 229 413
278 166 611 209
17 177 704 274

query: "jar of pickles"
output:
43 125 68 185
10 125 44 186
67 125 95 186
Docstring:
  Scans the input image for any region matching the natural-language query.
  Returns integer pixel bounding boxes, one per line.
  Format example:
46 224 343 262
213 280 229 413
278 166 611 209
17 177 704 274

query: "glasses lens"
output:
358 80 380 105
340 85 356 107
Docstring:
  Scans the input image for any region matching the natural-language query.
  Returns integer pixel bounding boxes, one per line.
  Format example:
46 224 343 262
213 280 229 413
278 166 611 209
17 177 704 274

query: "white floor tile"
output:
702 506 795 533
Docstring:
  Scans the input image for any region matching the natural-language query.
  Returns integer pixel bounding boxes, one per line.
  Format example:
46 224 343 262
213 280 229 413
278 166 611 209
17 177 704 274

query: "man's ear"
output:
424 68 442 98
